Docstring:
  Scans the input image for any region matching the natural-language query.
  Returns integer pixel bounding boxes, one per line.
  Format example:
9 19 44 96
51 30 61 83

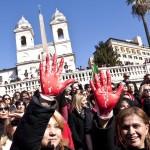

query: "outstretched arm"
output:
89 70 124 150
40 53 75 96
90 70 124 119
10 53 75 150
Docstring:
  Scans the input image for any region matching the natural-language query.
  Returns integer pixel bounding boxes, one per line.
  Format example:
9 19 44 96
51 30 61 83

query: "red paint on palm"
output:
40 53 75 96
90 70 124 114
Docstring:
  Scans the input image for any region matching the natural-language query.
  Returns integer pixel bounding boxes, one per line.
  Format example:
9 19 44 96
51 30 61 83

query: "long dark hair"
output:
114 97 135 116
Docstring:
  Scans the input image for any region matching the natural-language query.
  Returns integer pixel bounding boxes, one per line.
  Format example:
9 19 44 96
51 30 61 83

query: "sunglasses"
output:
143 89 150 93
0 107 8 111
17 103 25 107
4 97 10 100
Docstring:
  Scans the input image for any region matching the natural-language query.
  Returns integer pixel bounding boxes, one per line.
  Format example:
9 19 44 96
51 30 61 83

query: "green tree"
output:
93 41 121 67
126 0 150 47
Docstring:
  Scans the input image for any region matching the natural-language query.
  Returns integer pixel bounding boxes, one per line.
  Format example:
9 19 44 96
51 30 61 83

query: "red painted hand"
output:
90 70 124 114
40 53 75 96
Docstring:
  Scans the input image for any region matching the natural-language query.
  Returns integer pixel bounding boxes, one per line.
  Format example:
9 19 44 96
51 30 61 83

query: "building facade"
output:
107 36 150 65
89 36 150 67
0 9 76 84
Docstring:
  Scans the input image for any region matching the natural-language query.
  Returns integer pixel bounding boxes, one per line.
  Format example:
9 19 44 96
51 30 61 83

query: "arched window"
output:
21 36 27 46
57 28 64 39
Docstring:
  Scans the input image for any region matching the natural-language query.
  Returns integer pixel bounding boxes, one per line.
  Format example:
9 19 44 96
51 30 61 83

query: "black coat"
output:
68 108 94 150
10 95 70 150
143 97 150 117
91 115 118 150
69 109 85 150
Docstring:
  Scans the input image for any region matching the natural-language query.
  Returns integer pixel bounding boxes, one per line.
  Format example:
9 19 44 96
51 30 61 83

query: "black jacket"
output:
10 95 69 150
68 109 85 150
143 97 150 117
68 108 94 150
91 115 118 150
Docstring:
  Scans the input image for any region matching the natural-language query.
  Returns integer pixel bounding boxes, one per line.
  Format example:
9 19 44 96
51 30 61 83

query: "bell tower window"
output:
57 28 64 39
21 36 27 46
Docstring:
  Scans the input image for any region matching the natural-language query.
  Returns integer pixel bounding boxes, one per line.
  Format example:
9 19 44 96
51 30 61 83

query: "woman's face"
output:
119 101 130 110
72 83 79 93
142 86 150 98
16 102 25 113
3 96 11 105
42 117 62 148
14 92 20 100
123 85 128 92
127 84 135 93
22 93 30 101
81 97 87 108
121 114 149 149
0 103 8 118
65 87 71 95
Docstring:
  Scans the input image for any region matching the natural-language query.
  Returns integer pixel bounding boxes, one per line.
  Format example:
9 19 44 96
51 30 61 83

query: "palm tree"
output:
126 0 150 47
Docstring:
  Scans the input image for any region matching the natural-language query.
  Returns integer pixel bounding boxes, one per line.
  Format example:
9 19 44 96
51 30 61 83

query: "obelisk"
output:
38 5 48 55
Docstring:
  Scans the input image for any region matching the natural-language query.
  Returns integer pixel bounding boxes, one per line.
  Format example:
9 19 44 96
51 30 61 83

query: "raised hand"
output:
90 70 124 115
40 53 75 96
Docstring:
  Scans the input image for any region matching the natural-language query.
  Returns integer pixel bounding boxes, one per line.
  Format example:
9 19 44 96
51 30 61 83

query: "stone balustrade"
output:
0 63 149 97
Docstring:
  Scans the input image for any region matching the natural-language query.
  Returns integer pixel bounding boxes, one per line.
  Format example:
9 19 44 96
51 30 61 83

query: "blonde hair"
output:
52 111 64 130
72 93 86 112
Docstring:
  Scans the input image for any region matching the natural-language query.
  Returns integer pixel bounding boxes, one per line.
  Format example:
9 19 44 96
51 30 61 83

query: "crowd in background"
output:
0 72 149 150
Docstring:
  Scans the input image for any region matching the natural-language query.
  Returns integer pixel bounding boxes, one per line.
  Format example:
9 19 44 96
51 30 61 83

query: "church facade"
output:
0 9 76 84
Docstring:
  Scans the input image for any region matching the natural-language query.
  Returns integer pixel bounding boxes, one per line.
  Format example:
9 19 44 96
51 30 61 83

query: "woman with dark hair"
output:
12 92 20 104
15 101 26 113
10 92 21 114
20 90 30 105
2 94 11 108
8 101 27 119
0 101 10 150
114 98 135 116
123 82 140 107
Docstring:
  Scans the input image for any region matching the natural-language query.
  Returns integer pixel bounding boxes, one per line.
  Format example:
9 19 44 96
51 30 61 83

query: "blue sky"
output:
0 0 149 69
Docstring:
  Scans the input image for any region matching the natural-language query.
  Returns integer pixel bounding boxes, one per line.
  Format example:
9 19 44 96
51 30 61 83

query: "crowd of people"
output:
0 53 150 150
